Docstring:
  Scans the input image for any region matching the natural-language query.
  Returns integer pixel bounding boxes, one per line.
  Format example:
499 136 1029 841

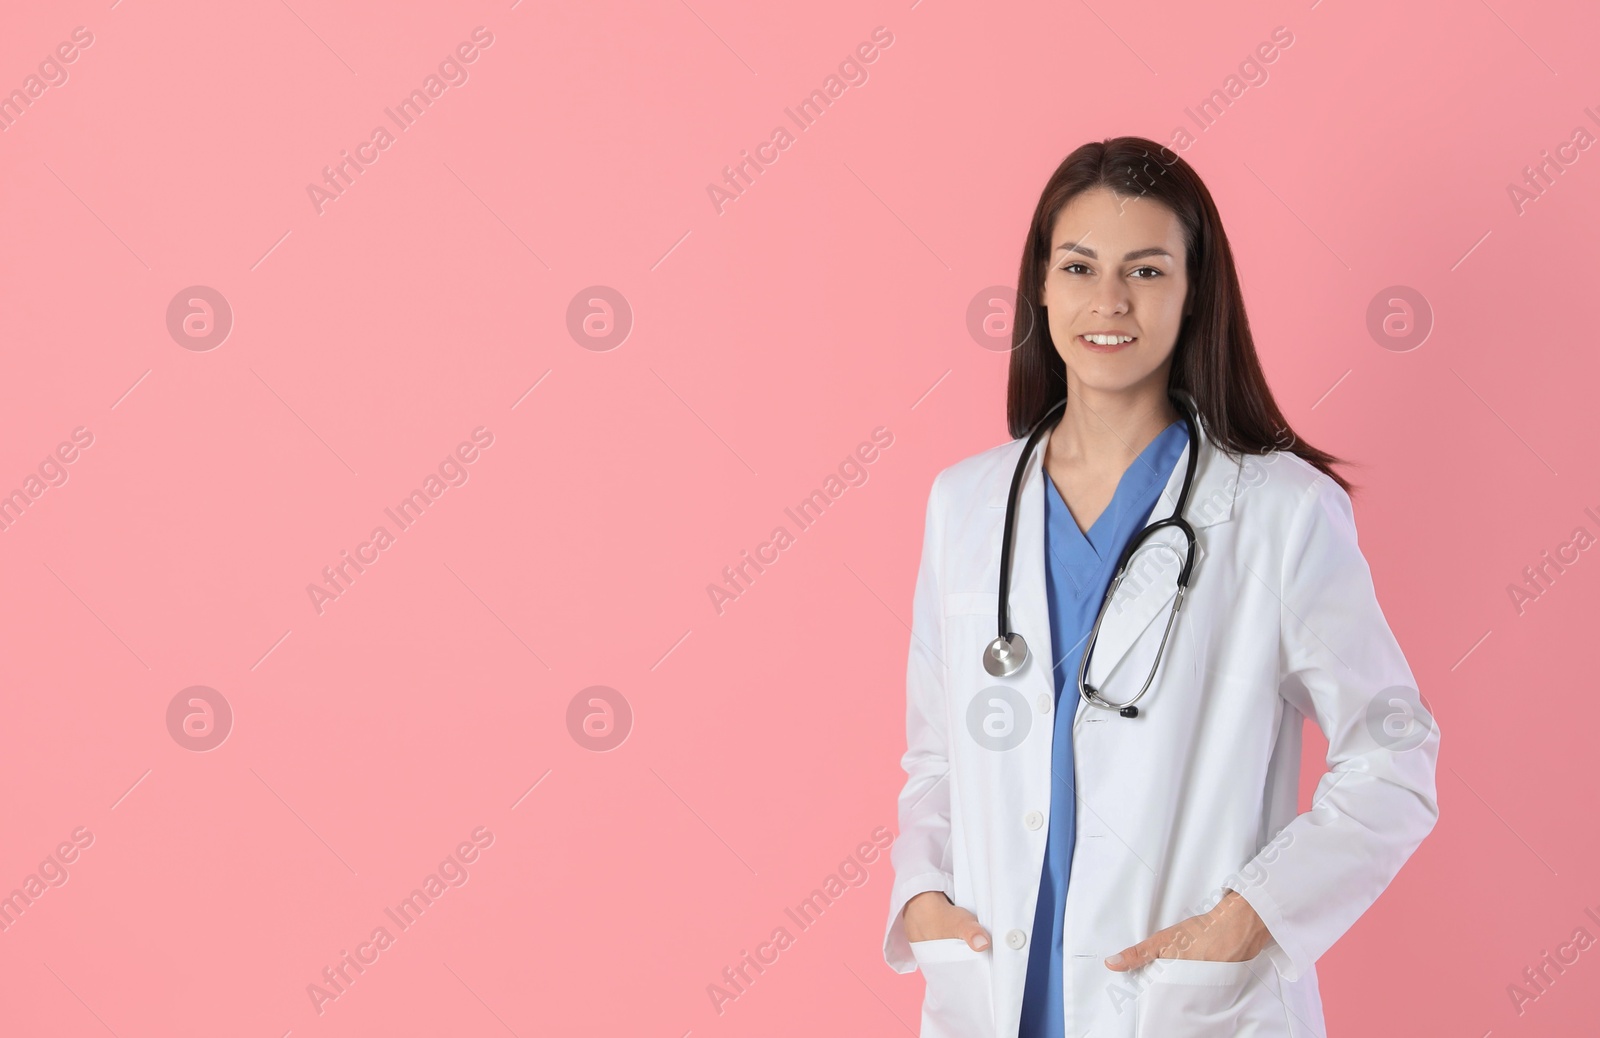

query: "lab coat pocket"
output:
1134 952 1271 1038
910 938 995 1038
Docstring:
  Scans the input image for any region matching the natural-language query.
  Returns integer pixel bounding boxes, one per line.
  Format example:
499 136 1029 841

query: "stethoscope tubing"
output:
988 390 1202 716
995 397 1066 643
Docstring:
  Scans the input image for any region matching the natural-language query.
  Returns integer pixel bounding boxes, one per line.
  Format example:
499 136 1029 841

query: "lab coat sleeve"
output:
882 469 957 974
1223 474 1441 984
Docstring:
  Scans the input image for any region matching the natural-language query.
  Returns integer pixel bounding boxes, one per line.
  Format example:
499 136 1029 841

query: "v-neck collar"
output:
1044 420 1186 579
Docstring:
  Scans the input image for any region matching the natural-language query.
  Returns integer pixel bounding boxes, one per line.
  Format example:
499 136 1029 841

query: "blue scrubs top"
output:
1017 419 1188 1038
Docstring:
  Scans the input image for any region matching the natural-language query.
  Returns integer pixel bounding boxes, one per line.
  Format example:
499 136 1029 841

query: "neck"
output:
1048 378 1181 473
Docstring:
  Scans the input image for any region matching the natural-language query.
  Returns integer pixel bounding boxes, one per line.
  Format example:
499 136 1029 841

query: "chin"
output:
1065 364 1166 395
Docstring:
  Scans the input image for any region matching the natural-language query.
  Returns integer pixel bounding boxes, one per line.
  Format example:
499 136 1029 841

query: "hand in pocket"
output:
903 890 991 951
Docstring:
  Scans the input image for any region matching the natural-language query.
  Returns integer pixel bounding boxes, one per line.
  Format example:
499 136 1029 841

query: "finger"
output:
946 908 990 952
943 907 990 952
1104 939 1154 971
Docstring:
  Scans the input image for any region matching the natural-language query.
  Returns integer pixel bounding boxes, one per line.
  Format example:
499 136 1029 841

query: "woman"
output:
882 137 1440 1038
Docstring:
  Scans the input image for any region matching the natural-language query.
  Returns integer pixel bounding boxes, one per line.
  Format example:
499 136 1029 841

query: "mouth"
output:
1078 334 1138 354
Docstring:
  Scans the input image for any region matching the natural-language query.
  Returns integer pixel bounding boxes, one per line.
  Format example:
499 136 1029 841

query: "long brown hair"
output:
1006 136 1354 495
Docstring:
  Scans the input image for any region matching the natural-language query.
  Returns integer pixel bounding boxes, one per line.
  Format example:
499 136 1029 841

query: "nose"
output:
1088 284 1126 313
1091 280 1130 316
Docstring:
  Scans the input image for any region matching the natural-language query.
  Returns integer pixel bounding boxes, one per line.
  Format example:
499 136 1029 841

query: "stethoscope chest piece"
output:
983 633 1028 677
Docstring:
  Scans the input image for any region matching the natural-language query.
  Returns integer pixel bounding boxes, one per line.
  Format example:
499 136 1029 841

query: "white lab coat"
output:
883 413 1440 1038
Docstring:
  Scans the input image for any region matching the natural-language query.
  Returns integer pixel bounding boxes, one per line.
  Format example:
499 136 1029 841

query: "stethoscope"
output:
982 390 1200 719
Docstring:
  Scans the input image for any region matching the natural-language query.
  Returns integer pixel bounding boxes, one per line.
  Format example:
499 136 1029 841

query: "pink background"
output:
2 0 1598 1035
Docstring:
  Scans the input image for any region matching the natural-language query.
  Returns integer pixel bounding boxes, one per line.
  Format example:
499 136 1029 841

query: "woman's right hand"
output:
902 890 992 951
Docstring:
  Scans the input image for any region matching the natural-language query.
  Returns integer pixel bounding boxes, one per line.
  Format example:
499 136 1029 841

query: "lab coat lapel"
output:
1081 416 1239 694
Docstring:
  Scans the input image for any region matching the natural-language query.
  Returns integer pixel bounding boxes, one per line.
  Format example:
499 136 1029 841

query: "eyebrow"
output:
1054 243 1172 261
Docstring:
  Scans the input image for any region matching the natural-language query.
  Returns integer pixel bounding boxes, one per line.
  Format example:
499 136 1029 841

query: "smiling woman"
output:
884 136 1440 1038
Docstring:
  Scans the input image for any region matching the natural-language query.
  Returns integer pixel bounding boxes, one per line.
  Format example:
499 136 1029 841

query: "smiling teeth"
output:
1084 334 1135 345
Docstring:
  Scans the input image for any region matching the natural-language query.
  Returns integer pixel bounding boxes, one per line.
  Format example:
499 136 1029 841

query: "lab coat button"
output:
1036 693 1052 714
1023 810 1043 830
1006 929 1027 950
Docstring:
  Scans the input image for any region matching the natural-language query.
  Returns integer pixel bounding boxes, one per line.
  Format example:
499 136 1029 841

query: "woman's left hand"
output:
1103 890 1272 971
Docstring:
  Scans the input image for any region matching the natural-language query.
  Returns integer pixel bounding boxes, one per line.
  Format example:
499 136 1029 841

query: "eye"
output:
1060 262 1091 275
1130 266 1164 279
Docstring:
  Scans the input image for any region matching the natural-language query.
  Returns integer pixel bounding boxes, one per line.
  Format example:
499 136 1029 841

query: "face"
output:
1040 186 1191 396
